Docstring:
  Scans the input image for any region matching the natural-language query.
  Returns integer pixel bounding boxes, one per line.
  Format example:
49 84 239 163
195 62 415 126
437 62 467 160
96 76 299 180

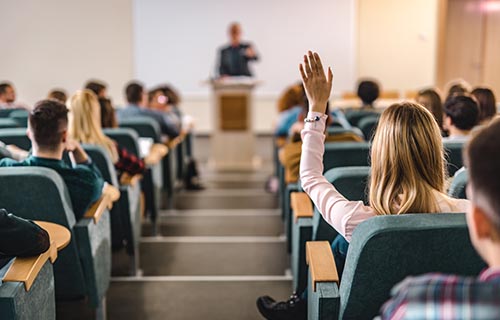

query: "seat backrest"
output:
345 110 379 127
357 115 380 141
103 128 140 157
313 167 370 241
82 144 119 186
8 109 29 127
0 167 87 297
0 118 20 129
0 128 31 150
323 142 370 171
339 214 486 319
326 127 364 140
443 141 464 177
449 168 468 199
119 116 162 143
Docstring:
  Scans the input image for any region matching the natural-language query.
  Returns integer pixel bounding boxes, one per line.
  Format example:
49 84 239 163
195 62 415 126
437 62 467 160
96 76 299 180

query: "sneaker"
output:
256 293 307 320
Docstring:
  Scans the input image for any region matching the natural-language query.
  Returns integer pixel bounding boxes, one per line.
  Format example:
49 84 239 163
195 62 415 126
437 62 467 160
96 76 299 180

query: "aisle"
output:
107 136 292 319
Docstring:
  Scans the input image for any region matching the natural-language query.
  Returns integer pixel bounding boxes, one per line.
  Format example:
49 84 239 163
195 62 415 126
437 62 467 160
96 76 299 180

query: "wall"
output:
0 0 134 107
357 0 440 93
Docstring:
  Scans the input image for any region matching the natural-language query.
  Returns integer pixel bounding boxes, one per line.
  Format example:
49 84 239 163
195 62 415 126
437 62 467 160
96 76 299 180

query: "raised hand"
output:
299 51 333 114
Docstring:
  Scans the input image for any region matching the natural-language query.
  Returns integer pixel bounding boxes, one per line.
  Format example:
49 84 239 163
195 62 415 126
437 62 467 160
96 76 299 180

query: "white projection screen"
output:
133 0 356 97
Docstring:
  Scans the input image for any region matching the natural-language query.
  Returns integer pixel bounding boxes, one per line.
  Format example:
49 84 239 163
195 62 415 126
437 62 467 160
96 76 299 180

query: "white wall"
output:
0 0 133 107
357 0 439 92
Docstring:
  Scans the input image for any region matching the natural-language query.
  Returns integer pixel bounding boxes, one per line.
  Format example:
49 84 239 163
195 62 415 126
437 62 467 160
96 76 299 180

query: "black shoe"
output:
256 293 307 320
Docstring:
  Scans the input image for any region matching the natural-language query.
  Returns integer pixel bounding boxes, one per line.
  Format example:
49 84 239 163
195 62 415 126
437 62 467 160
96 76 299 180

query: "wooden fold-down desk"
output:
208 77 261 171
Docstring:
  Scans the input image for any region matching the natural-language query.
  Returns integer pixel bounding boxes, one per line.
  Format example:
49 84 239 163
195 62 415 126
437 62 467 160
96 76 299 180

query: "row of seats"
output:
273 121 477 319
0 115 191 319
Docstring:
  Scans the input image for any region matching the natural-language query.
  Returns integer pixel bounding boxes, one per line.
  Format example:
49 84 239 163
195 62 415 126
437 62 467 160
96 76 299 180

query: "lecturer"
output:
218 22 259 77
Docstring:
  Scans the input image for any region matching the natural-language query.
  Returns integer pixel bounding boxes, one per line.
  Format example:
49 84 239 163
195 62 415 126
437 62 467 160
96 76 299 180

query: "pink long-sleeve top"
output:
299 111 470 242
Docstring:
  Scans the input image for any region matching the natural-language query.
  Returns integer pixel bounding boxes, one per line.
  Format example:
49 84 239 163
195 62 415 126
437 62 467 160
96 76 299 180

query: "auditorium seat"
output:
83 144 142 275
8 109 29 127
0 118 21 130
345 110 379 127
325 127 364 140
0 167 113 317
357 115 380 140
448 168 468 199
443 141 464 176
306 214 485 320
0 128 31 150
291 166 370 292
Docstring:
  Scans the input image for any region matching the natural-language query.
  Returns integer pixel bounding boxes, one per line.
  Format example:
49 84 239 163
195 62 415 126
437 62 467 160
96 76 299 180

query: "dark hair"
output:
28 100 68 151
125 82 144 104
418 88 443 129
99 98 118 128
443 95 479 130
357 80 380 105
162 85 181 105
148 87 164 104
448 83 469 98
0 82 13 95
47 89 68 104
472 87 497 123
466 119 500 228
85 80 107 97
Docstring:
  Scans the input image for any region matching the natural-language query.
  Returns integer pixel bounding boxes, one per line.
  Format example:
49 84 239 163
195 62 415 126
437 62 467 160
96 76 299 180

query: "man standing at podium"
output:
218 22 259 77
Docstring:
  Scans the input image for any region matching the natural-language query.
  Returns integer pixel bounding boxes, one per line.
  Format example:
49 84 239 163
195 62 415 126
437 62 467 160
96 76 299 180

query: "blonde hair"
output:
67 90 119 163
369 102 447 215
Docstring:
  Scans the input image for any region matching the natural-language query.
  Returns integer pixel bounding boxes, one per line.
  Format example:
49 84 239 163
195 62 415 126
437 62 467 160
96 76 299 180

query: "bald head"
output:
229 22 242 45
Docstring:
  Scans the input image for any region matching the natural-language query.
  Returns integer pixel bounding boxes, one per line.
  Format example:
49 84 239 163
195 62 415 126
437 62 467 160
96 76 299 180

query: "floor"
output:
106 136 292 319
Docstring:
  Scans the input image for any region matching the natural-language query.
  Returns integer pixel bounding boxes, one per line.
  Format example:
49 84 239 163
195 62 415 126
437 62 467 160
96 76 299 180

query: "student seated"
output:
0 100 105 220
117 81 180 139
357 78 380 109
442 95 479 142
472 87 497 126
85 80 108 99
67 90 145 177
257 52 469 320
274 83 306 137
47 89 68 104
380 118 500 319
0 82 27 110
416 88 443 132
147 87 182 132
445 78 471 102
0 208 50 269
98 97 118 129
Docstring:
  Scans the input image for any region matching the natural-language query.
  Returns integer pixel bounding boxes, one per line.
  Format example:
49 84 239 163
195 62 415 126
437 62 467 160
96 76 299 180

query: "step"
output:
174 189 278 210
139 238 288 276
108 278 292 320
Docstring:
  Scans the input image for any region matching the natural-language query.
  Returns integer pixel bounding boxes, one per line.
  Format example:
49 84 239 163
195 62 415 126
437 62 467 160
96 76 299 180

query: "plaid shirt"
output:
115 144 145 176
380 268 500 319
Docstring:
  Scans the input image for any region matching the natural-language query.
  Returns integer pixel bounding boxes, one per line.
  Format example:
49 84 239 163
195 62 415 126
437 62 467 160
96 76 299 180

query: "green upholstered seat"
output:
443 141 464 177
0 260 55 320
0 118 20 130
448 168 468 200
292 167 370 292
0 129 30 151
119 116 162 143
0 167 111 311
82 145 141 274
8 110 29 128
323 142 371 170
308 213 486 320
357 115 379 141
345 110 379 127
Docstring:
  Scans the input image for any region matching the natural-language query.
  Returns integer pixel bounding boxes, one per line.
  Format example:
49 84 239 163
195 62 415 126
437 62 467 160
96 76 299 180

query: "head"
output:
228 22 242 45
85 80 107 98
443 95 479 132
28 100 68 153
125 81 145 106
357 80 380 106
465 119 500 265
417 88 443 129
471 87 497 124
47 89 68 104
148 88 168 110
0 82 16 103
99 97 118 128
67 90 118 162
162 85 181 106
277 83 305 112
370 102 446 215
445 79 471 102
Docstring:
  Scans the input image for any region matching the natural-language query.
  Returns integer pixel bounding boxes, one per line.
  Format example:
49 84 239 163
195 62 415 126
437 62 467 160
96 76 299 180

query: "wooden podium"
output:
209 77 260 171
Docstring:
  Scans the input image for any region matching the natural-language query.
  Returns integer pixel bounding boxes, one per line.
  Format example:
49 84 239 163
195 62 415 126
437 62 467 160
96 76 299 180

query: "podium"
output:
209 77 260 171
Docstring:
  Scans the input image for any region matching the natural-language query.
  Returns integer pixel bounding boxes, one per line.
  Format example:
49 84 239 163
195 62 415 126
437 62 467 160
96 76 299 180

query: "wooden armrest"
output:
144 143 169 165
35 221 71 251
306 241 339 292
275 137 287 148
103 184 120 203
166 136 182 149
120 172 143 187
291 192 313 222
84 194 112 224
4 241 57 291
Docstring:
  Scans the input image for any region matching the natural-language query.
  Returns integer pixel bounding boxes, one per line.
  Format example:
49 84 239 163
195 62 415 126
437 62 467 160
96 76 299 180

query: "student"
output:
47 89 68 104
442 95 479 142
380 118 500 319
472 87 497 125
445 79 471 102
0 82 26 110
67 90 145 177
257 52 469 320
147 87 182 131
117 81 180 139
85 80 108 99
0 209 50 268
98 97 118 129
417 88 443 130
0 100 105 220
357 79 380 109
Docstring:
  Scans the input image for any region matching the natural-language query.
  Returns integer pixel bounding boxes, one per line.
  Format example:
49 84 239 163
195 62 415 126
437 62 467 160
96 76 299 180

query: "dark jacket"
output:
218 43 258 77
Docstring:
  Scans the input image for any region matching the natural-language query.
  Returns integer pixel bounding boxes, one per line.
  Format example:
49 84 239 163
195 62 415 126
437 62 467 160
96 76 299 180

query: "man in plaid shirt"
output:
380 119 500 319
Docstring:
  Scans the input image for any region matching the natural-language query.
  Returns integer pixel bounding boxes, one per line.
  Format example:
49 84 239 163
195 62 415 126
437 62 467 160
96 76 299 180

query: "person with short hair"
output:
472 87 497 125
357 79 380 108
84 80 107 98
380 118 500 319
443 95 479 142
117 81 180 139
0 82 26 110
47 89 68 104
0 100 105 220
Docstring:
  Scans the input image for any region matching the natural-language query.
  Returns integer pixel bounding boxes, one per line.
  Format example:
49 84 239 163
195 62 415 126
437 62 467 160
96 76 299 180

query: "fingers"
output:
299 64 307 82
303 55 313 77
328 67 334 84
314 52 324 75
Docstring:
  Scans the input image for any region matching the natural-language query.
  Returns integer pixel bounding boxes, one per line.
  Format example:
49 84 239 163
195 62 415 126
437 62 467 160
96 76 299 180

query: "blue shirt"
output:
117 104 180 138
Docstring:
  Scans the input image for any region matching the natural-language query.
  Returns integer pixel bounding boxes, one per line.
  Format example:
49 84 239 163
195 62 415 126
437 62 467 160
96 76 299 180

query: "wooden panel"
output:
35 221 71 251
483 9 500 97
291 192 314 222
219 95 248 131
306 241 339 292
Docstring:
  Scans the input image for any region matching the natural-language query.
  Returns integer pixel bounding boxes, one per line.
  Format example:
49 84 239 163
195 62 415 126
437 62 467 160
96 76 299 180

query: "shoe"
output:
256 293 307 320
185 182 205 191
